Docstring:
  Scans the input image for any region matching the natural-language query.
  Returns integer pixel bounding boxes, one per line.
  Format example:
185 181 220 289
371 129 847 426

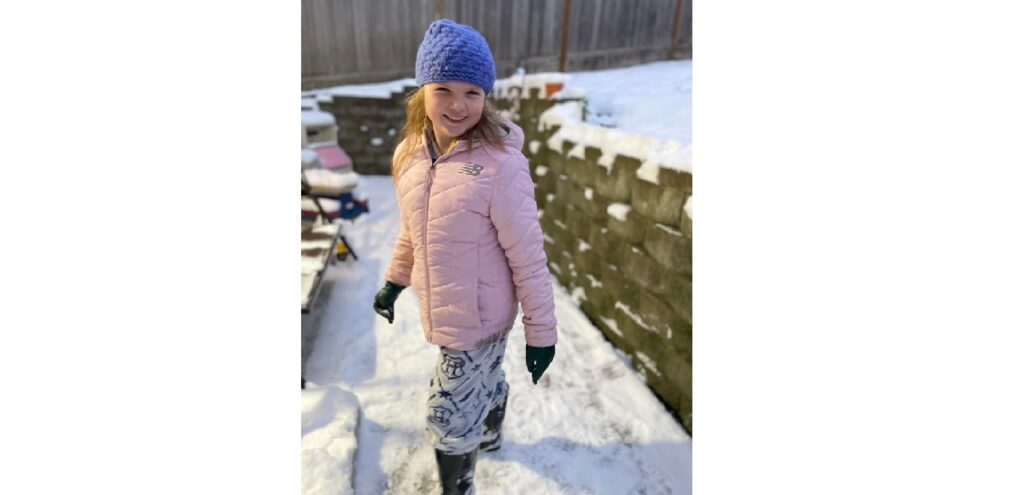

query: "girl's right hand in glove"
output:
372 281 406 324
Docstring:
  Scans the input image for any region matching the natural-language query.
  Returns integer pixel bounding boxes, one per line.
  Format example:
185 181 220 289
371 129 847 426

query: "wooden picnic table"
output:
301 223 342 313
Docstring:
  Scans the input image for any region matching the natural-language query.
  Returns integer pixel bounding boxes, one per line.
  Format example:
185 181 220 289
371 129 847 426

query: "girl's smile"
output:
424 81 485 150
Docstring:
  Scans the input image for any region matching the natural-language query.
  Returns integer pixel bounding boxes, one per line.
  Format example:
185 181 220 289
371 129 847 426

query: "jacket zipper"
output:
422 160 436 340
421 140 463 342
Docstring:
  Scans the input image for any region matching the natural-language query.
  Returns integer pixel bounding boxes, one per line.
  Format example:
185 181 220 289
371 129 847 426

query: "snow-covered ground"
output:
302 177 692 494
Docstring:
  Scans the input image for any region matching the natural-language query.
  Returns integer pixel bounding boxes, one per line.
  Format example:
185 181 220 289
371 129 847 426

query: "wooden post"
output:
559 0 572 72
669 0 684 60
435 0 444 20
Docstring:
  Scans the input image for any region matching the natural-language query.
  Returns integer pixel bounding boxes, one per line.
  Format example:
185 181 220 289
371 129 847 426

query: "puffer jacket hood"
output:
385 120 558 351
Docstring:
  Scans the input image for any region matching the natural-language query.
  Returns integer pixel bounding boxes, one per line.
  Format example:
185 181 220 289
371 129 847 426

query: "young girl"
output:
372 19 558 495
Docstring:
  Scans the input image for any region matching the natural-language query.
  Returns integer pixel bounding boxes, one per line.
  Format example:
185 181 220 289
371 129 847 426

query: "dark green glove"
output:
373 281 406 324
525 345 556 385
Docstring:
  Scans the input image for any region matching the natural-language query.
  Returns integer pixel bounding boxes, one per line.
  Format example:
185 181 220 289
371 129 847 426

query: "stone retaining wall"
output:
316 88 415 175
495 88 693 432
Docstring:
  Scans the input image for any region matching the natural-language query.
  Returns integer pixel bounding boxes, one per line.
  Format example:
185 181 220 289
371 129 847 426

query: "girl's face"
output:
423 81 485 150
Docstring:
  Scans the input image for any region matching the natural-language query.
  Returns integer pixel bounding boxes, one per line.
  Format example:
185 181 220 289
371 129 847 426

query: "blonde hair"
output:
392 86 507 181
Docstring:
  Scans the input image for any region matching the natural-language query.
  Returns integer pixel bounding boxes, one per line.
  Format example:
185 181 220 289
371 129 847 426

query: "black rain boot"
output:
479 394 508 452
435 448 478 495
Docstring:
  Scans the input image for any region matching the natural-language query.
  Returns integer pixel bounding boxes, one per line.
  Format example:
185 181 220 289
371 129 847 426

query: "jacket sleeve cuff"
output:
384 269 411 288
524 325 558 347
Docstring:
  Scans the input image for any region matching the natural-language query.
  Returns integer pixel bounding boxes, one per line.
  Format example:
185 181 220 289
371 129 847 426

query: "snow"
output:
578 240 591 252
534 165 548 177
684 196 692 219
492 72 571 100
500 61 691 189
370 138 383 146
655 224 684 237
528 140 541 154
302 386 360 495
570 287 587 304
635 352 663 378
302 149 321 168
565 61 690 147
568 142 586 160
607 203 631 222
302 177 691 494
302 110 337 128
539 101 587 133
584 187 593 200
304 78 418 100
302 197 340 213
303 169 360 193
615 302 655 333
599 317 623 337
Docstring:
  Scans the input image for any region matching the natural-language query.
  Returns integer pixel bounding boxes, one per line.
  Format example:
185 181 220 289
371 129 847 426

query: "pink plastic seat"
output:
314 145 353 170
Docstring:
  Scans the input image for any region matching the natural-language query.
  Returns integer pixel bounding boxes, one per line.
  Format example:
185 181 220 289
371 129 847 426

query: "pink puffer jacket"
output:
384 121 558 351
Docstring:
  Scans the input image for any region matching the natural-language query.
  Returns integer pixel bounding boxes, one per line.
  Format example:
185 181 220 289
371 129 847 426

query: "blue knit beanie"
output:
415 19 496 94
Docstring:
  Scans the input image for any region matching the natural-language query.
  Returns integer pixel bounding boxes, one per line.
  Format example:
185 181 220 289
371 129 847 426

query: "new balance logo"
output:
458 164 484 176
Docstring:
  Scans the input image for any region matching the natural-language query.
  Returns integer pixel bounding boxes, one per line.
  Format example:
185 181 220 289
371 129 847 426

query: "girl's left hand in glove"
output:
525 345 555 385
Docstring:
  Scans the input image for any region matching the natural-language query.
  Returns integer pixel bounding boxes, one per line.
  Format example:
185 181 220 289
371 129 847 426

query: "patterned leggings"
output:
426 332 510 454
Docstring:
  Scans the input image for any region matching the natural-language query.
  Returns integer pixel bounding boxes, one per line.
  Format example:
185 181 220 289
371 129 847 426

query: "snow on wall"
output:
544 115 692 181
615 302 655 332
655 224 684 237
571 287 587 304
301 110 336 128
492 72 572 99
599 316 624 337
607 203 631 222
525 81 691 185
303 78 417 100
635 352 663 378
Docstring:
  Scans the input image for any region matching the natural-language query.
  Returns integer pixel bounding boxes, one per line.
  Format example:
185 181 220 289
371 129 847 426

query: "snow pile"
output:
301 110 336 128
301 386 361 495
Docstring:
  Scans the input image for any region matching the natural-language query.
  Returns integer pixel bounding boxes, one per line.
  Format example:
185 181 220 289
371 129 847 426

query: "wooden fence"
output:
302 0 692 90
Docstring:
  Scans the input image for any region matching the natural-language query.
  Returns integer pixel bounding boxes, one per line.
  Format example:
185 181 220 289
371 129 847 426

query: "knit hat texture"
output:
415 19 496 94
